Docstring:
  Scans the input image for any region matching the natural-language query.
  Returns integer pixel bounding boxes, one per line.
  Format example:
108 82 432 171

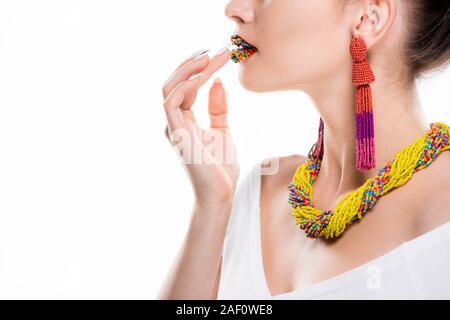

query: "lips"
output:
229 34 258 63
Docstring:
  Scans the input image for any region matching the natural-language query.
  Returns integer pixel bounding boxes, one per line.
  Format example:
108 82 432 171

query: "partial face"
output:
225 0 351 92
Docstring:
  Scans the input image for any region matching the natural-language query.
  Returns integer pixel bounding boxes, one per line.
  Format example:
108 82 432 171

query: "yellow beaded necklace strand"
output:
287 122 450 240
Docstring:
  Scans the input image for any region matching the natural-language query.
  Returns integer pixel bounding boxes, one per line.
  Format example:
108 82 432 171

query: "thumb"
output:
208 77 229 130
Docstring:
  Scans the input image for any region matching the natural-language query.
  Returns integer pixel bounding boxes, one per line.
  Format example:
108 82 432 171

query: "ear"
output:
352 0 396 49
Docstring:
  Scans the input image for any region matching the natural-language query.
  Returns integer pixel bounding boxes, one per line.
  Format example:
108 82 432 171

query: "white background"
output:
0 0 448 299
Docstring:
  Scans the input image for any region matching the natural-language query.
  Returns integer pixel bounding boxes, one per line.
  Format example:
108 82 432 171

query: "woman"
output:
158 0 450 299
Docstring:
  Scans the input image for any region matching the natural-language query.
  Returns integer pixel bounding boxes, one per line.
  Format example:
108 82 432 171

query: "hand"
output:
162 47 239 206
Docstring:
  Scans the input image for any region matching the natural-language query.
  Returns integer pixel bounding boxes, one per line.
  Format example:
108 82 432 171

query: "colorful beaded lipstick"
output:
229 35 258 63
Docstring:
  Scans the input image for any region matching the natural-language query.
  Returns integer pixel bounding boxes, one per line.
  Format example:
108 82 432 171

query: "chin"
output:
237 64 274 93
238 74 268 92
237 69 285 93
235 54 289 92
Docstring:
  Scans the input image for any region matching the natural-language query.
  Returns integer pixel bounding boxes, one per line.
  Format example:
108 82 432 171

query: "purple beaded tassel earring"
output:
350 36 376 171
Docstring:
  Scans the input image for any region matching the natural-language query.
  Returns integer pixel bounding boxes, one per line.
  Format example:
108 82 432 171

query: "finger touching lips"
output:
174 49 211 72
163 53 210 99
195 46 231 86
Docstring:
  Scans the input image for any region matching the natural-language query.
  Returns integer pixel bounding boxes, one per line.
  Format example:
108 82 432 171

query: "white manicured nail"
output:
188 73 202 81
189 49 210 59
214 44 231 57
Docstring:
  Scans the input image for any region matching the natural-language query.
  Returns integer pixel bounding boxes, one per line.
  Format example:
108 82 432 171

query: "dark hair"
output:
403 0 450 79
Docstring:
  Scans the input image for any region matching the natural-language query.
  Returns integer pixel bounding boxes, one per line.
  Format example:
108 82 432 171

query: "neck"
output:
303 67 430 198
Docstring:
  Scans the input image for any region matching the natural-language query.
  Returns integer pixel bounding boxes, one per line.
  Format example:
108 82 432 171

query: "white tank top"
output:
217 161 450 299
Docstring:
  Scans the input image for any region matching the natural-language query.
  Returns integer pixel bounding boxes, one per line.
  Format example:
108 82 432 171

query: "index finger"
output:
174 49 210 73
194 46 231 88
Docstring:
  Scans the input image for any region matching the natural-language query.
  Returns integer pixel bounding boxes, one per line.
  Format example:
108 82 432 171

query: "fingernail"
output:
189 49 210 59
194 50 210 60
214 77 222 85
188 73 202 81
214 44 231 57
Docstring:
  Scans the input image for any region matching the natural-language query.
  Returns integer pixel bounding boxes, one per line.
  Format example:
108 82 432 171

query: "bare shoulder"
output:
415 151 450 230
260 154 307 193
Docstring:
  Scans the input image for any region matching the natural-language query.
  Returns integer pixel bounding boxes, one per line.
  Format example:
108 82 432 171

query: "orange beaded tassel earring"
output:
311 36 376 172
350 36 376 171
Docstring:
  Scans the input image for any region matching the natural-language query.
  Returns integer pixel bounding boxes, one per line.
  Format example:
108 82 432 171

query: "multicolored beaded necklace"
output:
287 122 450 240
